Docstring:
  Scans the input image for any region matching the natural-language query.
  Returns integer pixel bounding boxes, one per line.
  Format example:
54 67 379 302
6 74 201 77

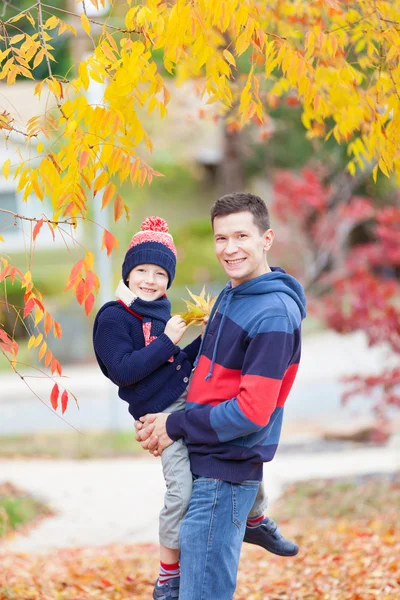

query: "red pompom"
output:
140 216 169 233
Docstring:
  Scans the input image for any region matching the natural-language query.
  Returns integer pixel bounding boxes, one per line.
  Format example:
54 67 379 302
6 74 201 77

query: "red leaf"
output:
0 265 10 283
23 298 35 318
50 383 59 410
33 219 44 242
76 279 86 305
61 390 68 414
84 271 95 295
84 292 95 315
33 297 45 312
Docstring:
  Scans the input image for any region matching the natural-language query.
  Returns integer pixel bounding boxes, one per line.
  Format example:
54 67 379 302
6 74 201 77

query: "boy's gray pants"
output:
159 392 269 549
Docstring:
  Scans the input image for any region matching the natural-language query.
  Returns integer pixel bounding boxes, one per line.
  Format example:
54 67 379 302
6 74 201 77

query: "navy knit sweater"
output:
93 301 201 419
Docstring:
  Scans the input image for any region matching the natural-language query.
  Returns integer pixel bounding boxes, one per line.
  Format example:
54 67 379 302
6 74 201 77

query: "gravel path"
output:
0 443 398 553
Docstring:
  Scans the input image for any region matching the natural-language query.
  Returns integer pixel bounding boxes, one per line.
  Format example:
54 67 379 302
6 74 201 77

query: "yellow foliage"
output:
180 286 217 327
2 0 400 387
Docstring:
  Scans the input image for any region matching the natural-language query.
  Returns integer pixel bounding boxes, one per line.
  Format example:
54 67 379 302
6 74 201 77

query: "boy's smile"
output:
127 264 168 300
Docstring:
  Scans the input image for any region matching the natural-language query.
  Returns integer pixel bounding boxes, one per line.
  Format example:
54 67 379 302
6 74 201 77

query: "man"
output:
136 192 306 600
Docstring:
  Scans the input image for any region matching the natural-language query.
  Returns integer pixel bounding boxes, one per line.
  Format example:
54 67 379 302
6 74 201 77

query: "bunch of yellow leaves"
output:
180 287 217 327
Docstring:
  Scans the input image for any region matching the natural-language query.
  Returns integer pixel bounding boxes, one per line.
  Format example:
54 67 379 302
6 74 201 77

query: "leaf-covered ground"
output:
0 473 399 600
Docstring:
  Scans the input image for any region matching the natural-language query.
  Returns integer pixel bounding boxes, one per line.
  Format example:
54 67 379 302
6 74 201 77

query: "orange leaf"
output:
79 150 90 169
65 259 84 291
61 390 68 414
93 171 109 196
85 271 95 295
44 311 52 335
101 230 117 257
114 194 124 222
45 349 52 368
85 293 95 315
33 219 44 242
101 182 116 210
130 159 140 185
53 320 62 338
50 383 59 410
139 167 147 187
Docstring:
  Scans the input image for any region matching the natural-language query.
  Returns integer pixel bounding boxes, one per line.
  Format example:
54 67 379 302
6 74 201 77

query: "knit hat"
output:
122 216 177 288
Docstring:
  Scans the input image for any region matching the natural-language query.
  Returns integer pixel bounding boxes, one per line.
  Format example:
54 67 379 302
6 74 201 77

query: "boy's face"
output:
213 211 274 287
127 264 168 300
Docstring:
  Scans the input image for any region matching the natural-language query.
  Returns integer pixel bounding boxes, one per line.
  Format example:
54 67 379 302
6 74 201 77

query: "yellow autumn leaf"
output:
35 308 44 326
2 158 10 179
179 287 217 327
39 341 47 361
34 333 43 348
223 49 236 67
81 13 91 37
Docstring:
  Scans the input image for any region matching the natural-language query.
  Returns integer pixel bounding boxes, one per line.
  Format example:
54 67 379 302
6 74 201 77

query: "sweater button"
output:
183 377 189 383
176 365 181 371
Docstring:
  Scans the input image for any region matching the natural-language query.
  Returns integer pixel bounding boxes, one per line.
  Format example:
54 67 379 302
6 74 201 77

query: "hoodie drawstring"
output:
205 291 233 381
193 287 227 370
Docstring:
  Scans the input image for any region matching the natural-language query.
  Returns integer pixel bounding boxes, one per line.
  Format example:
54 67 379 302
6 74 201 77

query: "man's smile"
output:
225 258 247 266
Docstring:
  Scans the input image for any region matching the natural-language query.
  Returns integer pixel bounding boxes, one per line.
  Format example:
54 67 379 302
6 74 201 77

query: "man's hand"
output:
135 413 173 456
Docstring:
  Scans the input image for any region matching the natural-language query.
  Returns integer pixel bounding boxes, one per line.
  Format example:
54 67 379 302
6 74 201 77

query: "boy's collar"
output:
115 279 137 307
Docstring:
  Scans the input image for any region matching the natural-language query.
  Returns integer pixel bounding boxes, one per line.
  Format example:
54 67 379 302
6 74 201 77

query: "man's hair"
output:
210 192 270 233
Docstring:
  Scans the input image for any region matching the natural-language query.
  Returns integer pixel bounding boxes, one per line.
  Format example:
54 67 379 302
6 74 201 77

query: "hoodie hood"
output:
226 267 307 319
196 267 306 381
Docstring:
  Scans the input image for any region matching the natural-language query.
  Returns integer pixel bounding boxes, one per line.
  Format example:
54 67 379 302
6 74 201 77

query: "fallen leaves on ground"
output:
0 474 399 599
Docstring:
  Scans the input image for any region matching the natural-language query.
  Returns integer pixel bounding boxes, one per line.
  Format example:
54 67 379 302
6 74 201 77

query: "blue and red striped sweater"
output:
166 268 307 483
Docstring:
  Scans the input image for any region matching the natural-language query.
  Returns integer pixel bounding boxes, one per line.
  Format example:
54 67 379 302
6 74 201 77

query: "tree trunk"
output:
217 123 245 195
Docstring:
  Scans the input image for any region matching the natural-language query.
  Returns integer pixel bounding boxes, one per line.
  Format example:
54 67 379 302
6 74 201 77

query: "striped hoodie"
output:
166 268 306 483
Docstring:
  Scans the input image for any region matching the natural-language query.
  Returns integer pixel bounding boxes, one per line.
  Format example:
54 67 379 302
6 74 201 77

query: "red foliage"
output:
272 167 400 416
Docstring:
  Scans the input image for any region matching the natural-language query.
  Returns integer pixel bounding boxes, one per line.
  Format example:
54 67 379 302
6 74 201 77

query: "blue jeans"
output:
179 476 259 600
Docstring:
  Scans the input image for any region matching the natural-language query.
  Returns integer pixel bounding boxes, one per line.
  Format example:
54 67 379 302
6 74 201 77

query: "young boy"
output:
93 216 298 600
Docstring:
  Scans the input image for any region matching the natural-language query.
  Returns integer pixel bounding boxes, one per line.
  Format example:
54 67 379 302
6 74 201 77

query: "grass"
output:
0 483 51 539
272 471 400 521
0 431 143 460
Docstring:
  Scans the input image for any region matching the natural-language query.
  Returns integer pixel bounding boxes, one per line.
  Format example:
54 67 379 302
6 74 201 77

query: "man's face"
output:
127 264 168 300
213 211 274 287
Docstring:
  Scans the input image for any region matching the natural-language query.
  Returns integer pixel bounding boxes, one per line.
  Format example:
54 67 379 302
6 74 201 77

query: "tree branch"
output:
0 207 78 227
40 1 139 34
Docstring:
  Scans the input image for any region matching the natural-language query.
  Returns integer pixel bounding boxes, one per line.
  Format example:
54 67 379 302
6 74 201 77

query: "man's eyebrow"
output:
214 230 249 236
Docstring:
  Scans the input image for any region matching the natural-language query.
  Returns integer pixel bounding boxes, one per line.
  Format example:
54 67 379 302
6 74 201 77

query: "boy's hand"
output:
135 413 173 455
165 315 187 344
202 316 209 337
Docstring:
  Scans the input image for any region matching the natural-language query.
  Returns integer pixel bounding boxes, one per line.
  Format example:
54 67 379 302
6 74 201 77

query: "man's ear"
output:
264 228 274 251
